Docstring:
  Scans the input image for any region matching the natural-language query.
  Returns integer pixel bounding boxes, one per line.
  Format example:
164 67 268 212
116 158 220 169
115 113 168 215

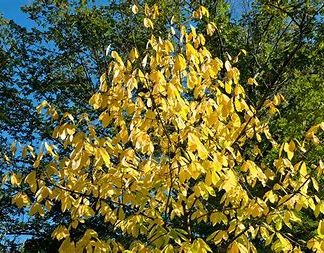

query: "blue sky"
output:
0 0 110 27
0 0 33 26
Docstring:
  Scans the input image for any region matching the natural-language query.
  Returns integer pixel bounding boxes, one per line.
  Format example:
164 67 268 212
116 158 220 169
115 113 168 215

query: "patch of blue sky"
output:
0 0 34 27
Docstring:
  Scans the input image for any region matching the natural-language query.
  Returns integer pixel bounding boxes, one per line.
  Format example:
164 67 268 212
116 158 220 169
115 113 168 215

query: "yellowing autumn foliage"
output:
8 4 324 253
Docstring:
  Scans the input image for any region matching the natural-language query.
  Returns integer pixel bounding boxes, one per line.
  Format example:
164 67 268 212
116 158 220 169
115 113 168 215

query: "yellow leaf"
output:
129 48 139 62
273 95 280 106
284 140 295 160
59 238 75 253
89 93 102 110
264 190 277 204
195 238 212 252
186 43 197 60
11 173 22 186
99 73 107 92
36 100 48 114
167 83 179 99
12 192 30 208
265 233 275 246
188 133 208 160
206 22 216 36
210 212 227 226
174 54 186 72
163 244 174 253
142 54 148 68
300 162 307 178
247 77 254 85
99 147 110 167
99 111 111 127
144 18 154 29
193 6 209 19
237 242 248 253
241 49 247 55
179 169 190 183
213 231 227 245
225 60 231 71
25 171 37 193
35 186 50 202
317 220 324 238
312 178 319 192
45 142 58 160
29 203 44 217
111 50 124 65
131 4 139 14
52 225 69 241
200 6 209 18
276 233 292 251
71 220 78 229
225 82 231 94
82 205 95 218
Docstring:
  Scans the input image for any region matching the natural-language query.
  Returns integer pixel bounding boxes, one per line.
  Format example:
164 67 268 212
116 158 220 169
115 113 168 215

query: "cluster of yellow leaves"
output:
264 94 286 115
7 3 324 253
131 3 160 29
192 6 209 20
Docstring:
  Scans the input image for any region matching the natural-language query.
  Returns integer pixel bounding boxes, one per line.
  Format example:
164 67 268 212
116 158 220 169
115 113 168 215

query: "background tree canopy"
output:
0 0 323 252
